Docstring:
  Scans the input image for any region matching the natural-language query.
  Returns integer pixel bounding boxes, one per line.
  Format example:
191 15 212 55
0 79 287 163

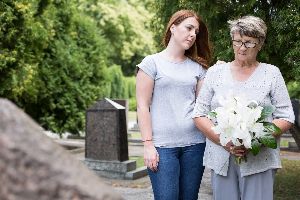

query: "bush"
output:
288 81 300 100
106 65 136 100
129 97 137 111
0 0 110 134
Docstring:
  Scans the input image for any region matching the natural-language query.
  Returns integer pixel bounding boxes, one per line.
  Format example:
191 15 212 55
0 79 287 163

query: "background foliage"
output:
0 0 153 134
0 0 111 134
77 0 156 76
0 0 298 134
152 0 299 86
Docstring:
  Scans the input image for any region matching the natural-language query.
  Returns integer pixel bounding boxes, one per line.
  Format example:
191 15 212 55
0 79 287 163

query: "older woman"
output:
193 16 295 200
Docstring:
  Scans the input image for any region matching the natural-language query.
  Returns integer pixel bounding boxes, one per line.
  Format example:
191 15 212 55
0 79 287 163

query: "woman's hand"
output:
224 141 247 157
143 141 159 171
223 141 234 153
231 145 248 157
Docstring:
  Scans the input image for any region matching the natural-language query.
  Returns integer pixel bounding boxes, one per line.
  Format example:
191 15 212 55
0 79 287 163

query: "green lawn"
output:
129 156 144 168
280 139 289 147
274 159 300 200
129 132 141 139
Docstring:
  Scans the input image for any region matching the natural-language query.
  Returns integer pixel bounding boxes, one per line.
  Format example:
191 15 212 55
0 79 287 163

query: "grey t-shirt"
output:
137 53 206 147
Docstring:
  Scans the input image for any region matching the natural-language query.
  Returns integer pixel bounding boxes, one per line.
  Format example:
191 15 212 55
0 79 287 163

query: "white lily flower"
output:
208 93 281 165
250 123 265 137
242 133 252 149
220 128 233 146
210 93 277 160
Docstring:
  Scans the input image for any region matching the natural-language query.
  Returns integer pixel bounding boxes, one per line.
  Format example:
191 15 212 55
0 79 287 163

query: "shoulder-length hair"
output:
163 10 212 69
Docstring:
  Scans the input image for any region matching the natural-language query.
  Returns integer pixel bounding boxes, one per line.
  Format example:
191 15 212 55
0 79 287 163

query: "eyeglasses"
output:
232 40 258 48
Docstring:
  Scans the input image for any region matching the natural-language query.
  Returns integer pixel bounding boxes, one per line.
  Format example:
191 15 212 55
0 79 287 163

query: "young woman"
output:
136 10 211 200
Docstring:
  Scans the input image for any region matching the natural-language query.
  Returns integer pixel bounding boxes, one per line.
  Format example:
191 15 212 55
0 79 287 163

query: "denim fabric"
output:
148 143 206 200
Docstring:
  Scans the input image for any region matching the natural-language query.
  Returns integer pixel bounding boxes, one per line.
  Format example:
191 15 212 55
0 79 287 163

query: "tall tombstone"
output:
0 98 122 200
290 99 300 150
85 98 147 179
112 99 129 126
86 98 128 161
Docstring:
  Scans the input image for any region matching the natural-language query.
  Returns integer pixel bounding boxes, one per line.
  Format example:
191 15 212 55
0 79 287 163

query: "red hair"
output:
163 10 211 68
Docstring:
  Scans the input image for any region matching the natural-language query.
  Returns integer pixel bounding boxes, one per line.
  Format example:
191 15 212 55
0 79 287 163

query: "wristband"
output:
142 139 153 142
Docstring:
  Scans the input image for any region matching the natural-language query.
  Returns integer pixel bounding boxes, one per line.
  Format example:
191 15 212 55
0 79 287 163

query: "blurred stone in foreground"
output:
0 98 122 200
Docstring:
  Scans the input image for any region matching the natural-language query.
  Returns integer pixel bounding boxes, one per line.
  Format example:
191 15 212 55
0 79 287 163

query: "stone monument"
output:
112 99 129 125
290 99 300 150
0 98 122 200
85 98 147 179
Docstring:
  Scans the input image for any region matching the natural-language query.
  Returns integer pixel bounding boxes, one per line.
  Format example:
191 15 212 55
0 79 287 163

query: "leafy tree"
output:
0 0 42 104
288 81 300 99
78 0 157 76
0 0 111 134
152 0 299 82
106 65 136 100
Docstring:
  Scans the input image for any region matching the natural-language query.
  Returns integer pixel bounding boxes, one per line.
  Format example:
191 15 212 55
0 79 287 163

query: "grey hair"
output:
228 16 267 44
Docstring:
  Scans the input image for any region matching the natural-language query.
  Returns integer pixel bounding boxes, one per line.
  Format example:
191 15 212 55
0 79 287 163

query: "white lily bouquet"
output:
208 94 281 164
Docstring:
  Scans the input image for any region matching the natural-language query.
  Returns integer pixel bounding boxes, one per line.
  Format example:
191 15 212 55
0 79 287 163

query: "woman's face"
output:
232 33 261 63
171 17 199 50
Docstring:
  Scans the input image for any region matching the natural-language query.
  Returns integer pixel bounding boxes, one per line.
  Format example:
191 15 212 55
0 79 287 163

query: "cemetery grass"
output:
130 132 141 139
129 156 144 168
280 139 289 147
274 159 300 200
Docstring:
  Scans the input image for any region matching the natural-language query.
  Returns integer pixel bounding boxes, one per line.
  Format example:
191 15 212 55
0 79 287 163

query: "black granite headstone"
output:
86 98 129 161
291 99 299 127
112 99 129 124
291 99 300 150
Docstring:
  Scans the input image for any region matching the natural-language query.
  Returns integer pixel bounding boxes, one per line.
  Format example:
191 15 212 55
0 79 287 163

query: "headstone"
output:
86 98 128 161
112 99 129 126
0 98 122 200
85 98 147 179
290 99 300 150
292 99 300 127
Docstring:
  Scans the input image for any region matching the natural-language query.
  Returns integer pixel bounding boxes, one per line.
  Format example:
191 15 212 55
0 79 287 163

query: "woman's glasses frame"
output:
232 40 258 48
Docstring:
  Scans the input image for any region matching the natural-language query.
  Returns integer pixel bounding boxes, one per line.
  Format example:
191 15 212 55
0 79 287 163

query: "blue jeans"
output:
148 143 206 200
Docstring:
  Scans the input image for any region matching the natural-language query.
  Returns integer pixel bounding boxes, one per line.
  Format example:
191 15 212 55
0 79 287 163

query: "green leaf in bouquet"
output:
257 105 275 122
259 134 277 149
250 139 262 156
263 122 282 136
208 111 217 119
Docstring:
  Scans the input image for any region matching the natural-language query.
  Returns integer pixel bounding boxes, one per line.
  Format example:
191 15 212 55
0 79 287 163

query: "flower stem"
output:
235 155 247 164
